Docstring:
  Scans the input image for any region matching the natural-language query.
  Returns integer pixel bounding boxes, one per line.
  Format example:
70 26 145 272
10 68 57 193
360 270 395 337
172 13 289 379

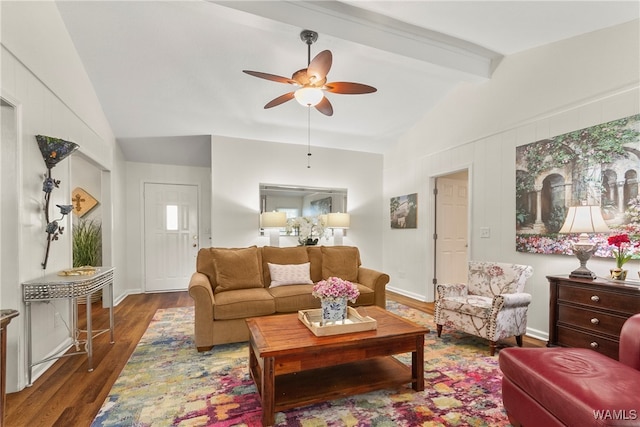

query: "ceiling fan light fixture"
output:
294 87 324 107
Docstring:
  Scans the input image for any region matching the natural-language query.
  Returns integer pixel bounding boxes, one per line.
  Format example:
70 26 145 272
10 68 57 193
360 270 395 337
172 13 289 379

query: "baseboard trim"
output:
525 327 548 342
113 288 142 306
386 286 431 303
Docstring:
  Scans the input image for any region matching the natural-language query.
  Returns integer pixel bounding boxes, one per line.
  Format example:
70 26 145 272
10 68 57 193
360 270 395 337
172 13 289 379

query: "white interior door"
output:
435 172 469 286
144 183 198 292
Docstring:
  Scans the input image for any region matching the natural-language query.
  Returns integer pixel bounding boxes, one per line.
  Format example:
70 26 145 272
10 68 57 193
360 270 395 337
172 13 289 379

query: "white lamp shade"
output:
327 212 350 229
260 211 287 228
559 205 609 234
294 87 324 106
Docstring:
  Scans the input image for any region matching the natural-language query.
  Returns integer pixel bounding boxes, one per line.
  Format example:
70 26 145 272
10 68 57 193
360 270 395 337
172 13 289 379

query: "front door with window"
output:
144 183 198 292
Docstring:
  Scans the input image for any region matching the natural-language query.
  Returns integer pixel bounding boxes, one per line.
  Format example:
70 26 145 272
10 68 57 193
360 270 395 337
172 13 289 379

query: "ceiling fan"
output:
243 30 377 116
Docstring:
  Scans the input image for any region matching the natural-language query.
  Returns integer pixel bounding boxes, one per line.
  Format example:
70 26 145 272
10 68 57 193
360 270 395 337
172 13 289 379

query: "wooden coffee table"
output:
246 306 429 426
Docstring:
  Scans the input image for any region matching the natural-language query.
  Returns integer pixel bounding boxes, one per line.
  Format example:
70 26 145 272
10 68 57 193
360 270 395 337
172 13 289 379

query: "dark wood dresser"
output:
547 275 640 360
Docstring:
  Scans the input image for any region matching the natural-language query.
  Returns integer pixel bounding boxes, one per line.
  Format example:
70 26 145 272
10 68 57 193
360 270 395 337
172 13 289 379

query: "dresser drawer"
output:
558 304 627 337
558 285 639 315
556 326 619 360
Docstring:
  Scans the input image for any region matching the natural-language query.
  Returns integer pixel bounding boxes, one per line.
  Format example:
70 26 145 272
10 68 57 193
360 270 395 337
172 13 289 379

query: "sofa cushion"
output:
212 246 263 293
268 262 313 287
353 284 375 306
321 246 360 282
268 284 320 312
213 288 275 319
306 246 324 282
262 246 309 285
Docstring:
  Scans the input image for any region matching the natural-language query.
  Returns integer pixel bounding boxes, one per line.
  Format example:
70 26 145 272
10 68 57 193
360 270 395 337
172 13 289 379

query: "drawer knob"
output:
590 342 599 349
590 295 600 302
591 318 600 325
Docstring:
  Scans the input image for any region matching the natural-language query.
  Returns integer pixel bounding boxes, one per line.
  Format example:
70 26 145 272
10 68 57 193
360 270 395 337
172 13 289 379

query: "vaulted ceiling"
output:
55 1 639 166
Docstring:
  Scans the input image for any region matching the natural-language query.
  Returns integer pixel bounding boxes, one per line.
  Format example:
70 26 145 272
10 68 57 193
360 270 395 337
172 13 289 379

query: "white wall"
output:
1 2 121 391
124 162 212 297
384 20 640 340
211 136 384 270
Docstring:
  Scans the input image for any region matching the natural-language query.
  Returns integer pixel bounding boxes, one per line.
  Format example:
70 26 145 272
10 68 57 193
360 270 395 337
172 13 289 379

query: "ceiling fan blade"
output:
243 70 298 85
307 50 332 84
315 96 333 116
264 92 295 109
325 81 377 94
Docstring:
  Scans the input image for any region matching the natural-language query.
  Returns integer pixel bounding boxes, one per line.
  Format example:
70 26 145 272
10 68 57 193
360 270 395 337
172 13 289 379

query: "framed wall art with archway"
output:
515 114 640 259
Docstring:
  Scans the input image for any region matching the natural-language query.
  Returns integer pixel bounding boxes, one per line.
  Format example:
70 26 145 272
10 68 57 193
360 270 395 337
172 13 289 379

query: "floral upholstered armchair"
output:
435 261 534 356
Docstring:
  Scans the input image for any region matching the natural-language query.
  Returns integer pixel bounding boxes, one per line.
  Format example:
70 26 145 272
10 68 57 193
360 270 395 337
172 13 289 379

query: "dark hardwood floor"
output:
6 292 193 427
6 290 545 426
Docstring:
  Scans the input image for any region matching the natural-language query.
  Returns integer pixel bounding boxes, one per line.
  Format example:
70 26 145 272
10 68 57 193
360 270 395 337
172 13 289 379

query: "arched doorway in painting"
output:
541 173 566 233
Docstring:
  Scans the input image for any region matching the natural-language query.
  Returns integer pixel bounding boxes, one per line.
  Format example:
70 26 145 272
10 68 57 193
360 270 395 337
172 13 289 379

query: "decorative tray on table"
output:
298 306 377 336
58 266 97 276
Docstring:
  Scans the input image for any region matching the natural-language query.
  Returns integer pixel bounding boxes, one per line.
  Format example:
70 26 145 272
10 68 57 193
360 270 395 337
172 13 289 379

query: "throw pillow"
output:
212 246 263 293
262 246 309 284
321 246 360 282
268 262 314 287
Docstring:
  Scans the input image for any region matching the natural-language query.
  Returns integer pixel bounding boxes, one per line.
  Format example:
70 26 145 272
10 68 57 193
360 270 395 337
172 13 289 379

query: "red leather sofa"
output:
499 313 640 427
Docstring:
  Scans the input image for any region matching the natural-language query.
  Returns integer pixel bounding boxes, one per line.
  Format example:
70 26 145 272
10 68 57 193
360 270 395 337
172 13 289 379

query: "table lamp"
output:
326 212 350 246
559 204 610 279
260 211 287 247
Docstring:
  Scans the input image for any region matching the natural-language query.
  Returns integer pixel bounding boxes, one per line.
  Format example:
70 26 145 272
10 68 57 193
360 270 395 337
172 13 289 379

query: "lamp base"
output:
333 229 344 246
569 241 598 280
269 229 280 247
569 268 597 280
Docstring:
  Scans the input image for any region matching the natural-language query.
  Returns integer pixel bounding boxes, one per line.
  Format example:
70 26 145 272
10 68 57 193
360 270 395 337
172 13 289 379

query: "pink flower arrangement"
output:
312 277 360 302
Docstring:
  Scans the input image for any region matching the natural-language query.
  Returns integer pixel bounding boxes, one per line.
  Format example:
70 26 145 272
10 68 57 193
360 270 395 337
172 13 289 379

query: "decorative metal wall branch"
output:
36 135 79 269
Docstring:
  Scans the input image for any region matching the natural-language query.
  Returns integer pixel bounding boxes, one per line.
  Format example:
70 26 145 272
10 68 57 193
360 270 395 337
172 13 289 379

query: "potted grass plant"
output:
73 218 102 302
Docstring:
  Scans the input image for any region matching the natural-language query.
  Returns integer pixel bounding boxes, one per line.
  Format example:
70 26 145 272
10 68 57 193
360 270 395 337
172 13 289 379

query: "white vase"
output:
321 297 347 325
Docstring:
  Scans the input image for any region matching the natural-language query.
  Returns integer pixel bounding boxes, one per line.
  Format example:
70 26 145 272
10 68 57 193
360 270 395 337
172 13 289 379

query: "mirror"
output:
259 183 347 234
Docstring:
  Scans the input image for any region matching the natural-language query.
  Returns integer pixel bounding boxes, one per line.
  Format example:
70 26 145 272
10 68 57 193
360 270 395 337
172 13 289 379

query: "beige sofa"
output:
188 245 389 351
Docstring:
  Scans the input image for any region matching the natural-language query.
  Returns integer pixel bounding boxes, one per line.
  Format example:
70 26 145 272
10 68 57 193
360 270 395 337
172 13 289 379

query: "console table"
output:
22 267 114 386
547 275 640 360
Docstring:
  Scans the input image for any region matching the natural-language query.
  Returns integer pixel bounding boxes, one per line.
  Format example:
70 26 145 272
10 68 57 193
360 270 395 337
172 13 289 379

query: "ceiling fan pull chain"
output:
307 107 312 168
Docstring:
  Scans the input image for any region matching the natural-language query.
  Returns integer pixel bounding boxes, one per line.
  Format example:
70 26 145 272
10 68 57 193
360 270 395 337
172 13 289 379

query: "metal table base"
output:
22 267 114 386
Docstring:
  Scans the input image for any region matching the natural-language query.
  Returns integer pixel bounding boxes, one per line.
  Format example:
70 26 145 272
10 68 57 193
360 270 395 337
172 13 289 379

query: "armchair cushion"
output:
437 295 493 318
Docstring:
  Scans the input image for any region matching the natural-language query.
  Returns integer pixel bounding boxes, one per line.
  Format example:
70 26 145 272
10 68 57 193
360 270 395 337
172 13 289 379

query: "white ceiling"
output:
55 1 639 166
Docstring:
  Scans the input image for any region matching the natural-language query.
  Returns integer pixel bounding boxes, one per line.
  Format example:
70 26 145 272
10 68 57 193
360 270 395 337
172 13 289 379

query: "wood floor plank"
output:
6 291 544 426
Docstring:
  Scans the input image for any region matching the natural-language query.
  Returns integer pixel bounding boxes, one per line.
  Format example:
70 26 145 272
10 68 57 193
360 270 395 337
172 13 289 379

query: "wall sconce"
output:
326 212 350 246
260 211 287 247
36 135 79 269
559 203 610 279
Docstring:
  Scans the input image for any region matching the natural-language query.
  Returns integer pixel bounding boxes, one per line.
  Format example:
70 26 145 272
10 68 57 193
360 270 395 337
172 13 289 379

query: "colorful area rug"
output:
92 302 510 426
